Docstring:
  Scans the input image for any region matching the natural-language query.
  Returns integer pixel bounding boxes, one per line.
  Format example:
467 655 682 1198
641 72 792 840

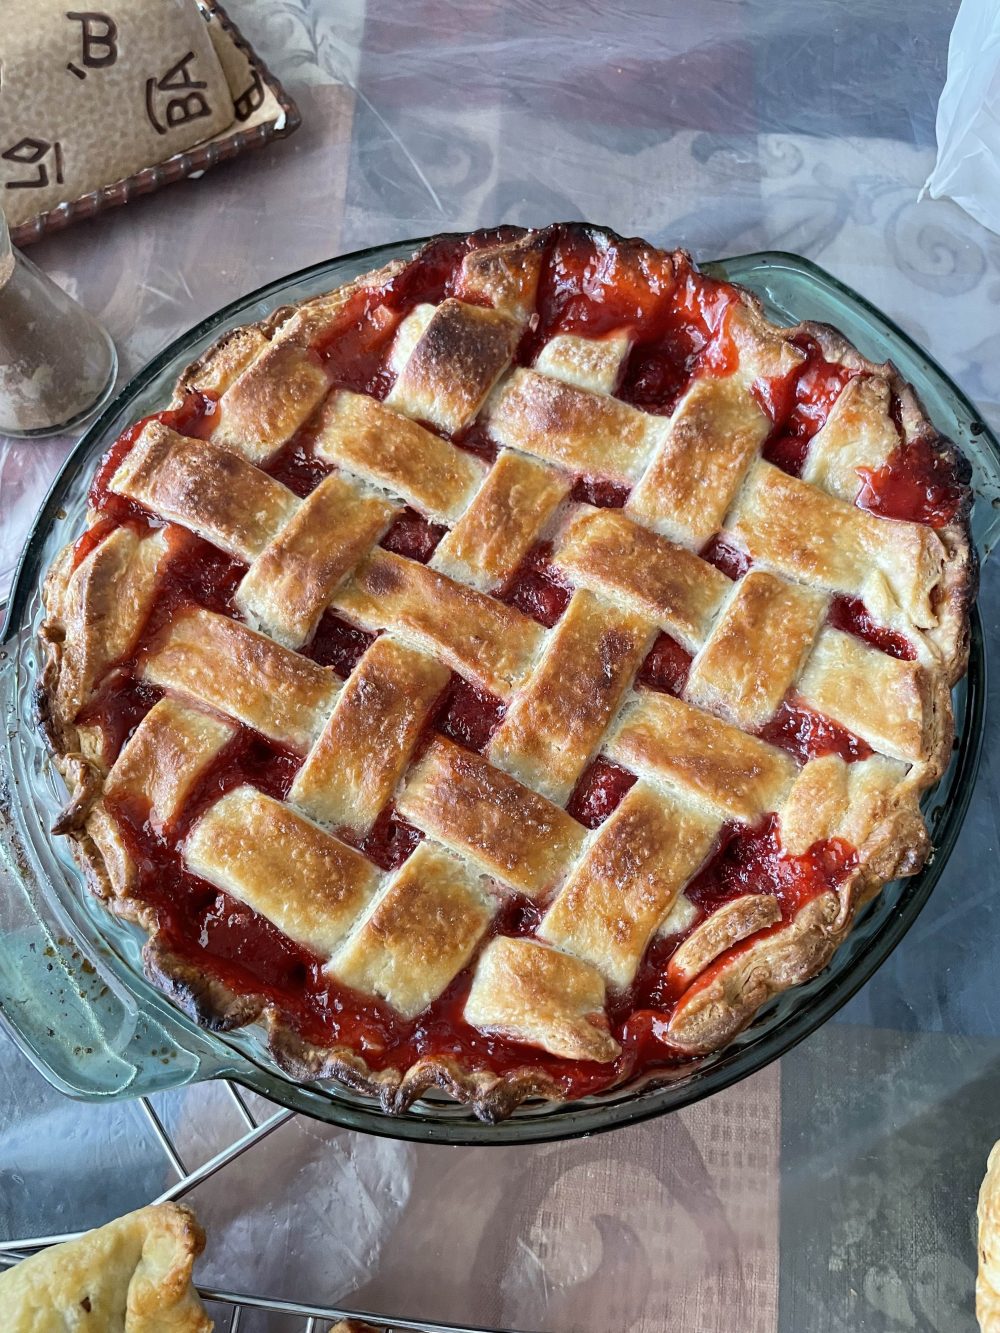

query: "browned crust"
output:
979 1141 1000 1333
36 543 108 824
667 768 933 1053
786 316 977 687
667 893 782 989
36 224 976 1121
142 939 565 1123
172 259 410 404
0 1201 210 1330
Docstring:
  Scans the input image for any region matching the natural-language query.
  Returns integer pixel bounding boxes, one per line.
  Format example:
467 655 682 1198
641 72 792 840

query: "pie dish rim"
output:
30 224 983 1120
4 228 991 1135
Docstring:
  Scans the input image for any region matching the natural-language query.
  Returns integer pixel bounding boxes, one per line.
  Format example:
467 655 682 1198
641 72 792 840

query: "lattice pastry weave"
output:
39 225 975 1121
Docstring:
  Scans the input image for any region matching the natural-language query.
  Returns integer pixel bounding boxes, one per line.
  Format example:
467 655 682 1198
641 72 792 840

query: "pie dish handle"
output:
703 251 1000 564
0 839 246 1100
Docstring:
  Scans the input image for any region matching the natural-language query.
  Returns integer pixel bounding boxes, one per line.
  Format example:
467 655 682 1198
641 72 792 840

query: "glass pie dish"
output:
1 239 996 1146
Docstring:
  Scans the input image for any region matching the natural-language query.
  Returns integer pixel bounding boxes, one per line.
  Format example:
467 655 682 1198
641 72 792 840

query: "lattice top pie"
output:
40 224 975 1122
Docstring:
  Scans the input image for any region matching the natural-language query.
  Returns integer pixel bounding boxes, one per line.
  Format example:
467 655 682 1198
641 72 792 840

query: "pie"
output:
981 1141 1000 1332
0 1203 211 1331
39 223 976 1122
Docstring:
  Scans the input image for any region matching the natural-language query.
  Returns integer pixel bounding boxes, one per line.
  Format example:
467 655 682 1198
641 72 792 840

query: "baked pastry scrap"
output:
39 223 976 1121
980 1140 1000 1332
0 1203 211 1331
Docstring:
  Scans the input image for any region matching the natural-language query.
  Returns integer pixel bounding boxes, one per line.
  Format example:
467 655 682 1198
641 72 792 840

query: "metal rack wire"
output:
0 1079 498 1333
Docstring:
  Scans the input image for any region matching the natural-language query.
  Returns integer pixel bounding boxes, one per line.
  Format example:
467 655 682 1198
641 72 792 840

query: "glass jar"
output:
0 207 117 437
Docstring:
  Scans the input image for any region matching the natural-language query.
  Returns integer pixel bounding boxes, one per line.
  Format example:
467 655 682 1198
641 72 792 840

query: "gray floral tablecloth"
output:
1 2 998 1329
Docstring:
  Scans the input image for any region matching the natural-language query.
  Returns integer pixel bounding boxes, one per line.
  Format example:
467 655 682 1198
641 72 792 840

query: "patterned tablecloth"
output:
1 2 998 1329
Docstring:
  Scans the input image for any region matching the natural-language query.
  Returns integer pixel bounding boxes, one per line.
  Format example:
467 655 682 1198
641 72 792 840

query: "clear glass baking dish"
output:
1 239 996 1145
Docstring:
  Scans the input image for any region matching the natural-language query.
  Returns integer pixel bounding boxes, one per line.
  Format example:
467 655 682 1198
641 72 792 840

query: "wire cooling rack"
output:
0 1078 502 1333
